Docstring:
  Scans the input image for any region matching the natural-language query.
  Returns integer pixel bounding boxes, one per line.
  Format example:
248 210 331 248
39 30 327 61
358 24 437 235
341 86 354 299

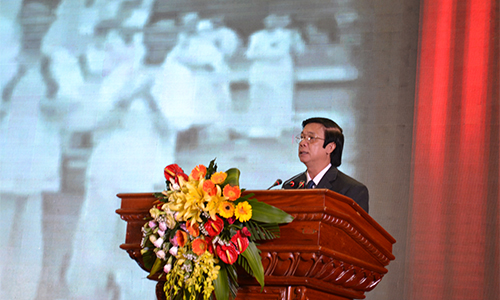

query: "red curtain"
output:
409 0 499 299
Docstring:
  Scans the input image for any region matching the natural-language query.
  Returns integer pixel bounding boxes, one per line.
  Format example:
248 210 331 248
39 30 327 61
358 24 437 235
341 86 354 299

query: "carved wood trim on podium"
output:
116 189 396 300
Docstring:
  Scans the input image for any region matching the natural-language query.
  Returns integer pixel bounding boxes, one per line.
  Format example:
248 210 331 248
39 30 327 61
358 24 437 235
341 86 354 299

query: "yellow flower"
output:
210 172 227 185
204 185 225 220
235 201 252 222
166 178 206 225
218 201 234 218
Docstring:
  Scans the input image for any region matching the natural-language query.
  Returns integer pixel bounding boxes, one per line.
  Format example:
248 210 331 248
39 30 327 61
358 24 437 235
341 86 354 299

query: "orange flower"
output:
210 172 227 185
223 185 241 201
235 201 252 222
190 164 207 181
192 238 208 256
202 180 217 196
218 201 234 218
173 230 188 247
186 222 200 237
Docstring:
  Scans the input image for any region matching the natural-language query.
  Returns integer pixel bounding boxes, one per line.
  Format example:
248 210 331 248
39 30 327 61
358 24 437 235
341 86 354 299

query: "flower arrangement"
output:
141 159 294 300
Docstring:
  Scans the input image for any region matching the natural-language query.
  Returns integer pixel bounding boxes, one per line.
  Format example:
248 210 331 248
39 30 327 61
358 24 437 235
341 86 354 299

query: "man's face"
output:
298 123 335 168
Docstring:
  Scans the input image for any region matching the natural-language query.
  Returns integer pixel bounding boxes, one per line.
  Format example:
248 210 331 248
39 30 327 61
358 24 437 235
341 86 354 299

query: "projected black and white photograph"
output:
0 0 372 299
1 0 497 299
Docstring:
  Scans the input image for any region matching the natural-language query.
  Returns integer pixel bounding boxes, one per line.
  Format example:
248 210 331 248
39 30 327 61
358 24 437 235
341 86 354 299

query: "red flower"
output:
216 243 239 264
205 236 215 254
164 164 188 184
231 230 250 254
204 215 224 237
241 226 251 237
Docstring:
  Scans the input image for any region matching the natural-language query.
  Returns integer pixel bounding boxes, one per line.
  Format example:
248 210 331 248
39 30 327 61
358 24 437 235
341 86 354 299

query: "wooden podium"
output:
116 189 395 300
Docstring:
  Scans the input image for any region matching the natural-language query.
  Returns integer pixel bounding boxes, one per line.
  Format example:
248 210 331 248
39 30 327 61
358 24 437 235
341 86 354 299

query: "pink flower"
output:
164 263 172 273
159 222 167 231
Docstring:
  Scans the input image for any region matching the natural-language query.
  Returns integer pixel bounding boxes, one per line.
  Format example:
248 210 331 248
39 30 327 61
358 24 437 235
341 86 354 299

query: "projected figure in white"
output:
154 13 217 128
66 2 163 299
192 16 240 139
245 13 305 139
1 1 59 103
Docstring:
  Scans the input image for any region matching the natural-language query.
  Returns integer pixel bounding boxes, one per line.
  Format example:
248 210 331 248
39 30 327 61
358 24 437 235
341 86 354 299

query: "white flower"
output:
169 246 178 256
153 237 164 248
158 229 165 237
169 178 180 190
156 250 166 259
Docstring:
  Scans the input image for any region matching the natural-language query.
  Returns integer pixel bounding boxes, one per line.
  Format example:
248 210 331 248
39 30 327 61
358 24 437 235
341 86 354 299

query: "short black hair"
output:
302 117 344 167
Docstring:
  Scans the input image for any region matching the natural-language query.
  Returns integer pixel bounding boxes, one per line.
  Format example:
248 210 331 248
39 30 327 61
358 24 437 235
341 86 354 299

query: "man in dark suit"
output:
282 117 369 213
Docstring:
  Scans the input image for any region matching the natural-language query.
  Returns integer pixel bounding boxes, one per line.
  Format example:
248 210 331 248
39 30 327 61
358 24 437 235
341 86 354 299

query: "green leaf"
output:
149 257 164 277
206 158 218 178
226 264 239 299
245 221 281 241
142 250 156 270
241 242 265 289
237 254 253 276
214 265 230 300
223 168 240 187
248 199 294 224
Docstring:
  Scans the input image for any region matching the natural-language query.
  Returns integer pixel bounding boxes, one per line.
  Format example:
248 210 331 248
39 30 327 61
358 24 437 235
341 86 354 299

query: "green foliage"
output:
226 264 239 300
248 198 294 224
214 265 230 300
223 168 241 187
206 158 218 178
245 221 281 241
142 249 156 270
149 257 164 277
241 242 265 288
237 253 254 277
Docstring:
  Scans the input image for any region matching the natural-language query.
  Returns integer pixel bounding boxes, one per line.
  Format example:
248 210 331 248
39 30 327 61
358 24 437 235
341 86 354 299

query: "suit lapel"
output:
316 166 338 190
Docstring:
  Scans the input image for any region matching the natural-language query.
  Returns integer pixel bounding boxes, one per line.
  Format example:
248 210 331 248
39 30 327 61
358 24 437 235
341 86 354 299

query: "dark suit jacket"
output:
282 166 369 213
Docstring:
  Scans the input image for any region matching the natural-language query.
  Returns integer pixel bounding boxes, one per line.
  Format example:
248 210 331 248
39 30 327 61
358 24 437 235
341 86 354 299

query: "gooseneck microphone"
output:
267 179 283 190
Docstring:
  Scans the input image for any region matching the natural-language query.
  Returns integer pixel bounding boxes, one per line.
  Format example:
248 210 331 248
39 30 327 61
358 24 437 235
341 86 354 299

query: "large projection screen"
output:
0 0 419 299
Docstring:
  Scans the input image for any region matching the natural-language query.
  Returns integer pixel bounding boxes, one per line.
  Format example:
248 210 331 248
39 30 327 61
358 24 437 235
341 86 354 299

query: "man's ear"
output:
326 142 336 154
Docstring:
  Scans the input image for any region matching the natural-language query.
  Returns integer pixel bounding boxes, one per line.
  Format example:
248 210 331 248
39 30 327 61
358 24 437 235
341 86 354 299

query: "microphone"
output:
267 179 282 190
